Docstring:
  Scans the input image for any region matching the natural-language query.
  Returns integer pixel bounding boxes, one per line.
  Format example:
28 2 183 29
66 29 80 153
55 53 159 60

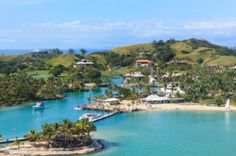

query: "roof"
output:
103 98 120 102
136 59 153 64
142 94 184 102
76 59 94 65
143 95 167 102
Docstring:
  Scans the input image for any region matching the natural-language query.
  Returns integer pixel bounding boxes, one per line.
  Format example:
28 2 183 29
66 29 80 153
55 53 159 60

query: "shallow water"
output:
93 111 236 156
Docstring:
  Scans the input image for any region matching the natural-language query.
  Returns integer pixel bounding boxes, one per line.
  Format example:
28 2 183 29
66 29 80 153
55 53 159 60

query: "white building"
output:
76 59 94 66
102 98 120 106
142 94 184 104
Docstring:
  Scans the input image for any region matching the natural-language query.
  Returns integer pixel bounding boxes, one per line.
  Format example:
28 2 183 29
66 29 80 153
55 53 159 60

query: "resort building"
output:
142 94 184 104
136 59 153 68
123 72 144 78
160 85 185 95
95 98 120 106
167 59 189 65
123 72 144 86
230 65 236 70
149 76 157 84
207 64 223 69
102 98 120 106
76 59 94 66
161 72 183 78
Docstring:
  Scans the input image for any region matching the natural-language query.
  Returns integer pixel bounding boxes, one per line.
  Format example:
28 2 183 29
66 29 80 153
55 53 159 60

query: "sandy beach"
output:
0 140 103 156
83 100 236 112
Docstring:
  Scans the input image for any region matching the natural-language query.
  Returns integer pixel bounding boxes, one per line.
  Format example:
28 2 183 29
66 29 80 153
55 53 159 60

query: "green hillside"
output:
46 54 78 67
111 39 236 66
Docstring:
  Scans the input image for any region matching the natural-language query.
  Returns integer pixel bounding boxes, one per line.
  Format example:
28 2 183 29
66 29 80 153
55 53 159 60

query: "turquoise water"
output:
0 88 107 138
94 111 236 156
1 76 236 155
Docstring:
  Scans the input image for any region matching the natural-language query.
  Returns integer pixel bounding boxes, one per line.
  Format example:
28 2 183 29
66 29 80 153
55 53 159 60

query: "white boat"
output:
33 101 45 110
225 98 231 112
79 113 101 122
74 105 82 111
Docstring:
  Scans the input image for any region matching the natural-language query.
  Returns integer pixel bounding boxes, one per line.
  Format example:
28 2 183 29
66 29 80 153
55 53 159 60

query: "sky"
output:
0 0 236 49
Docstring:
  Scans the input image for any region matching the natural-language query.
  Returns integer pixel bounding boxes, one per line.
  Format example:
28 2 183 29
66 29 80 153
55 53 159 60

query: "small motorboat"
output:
33 101 45 110
79 113 101 122
74 105 82 111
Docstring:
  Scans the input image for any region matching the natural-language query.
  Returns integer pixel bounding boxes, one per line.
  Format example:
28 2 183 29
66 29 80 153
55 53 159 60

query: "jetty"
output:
91 111 121 123
0 137 27 145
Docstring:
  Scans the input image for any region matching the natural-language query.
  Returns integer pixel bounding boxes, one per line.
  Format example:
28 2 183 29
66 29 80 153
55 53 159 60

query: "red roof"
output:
136 59 153 64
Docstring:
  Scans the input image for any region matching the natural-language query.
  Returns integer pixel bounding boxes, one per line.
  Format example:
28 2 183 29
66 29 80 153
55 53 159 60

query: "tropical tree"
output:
80 49 87 55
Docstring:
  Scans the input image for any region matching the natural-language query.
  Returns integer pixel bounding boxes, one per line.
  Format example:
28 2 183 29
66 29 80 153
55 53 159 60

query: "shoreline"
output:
0 139 104 156
82 100 236 113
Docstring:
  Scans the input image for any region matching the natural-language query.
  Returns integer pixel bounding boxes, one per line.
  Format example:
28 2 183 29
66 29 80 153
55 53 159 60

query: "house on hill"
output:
136 59 153 68
207 64 223 69
75 59 94 66
167 60 189 65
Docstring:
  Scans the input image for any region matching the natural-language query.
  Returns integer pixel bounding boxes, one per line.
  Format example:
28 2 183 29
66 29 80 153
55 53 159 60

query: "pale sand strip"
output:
92 100 236 112
0 140 103 156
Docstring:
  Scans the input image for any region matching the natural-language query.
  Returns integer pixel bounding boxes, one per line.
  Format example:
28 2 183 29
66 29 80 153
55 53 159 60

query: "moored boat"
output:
74 105 82 111
79 113 101 122
33 101 45 110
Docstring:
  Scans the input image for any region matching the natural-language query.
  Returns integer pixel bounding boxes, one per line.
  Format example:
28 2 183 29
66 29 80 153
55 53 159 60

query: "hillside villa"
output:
167 59 189 65
76 59 94 66
136 59 153 68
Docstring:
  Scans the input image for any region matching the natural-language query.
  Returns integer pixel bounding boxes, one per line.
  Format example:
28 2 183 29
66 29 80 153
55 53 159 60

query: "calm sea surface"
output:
1 76 236 155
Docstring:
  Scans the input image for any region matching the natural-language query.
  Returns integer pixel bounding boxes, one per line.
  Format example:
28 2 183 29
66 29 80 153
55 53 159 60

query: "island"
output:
0 119 104 156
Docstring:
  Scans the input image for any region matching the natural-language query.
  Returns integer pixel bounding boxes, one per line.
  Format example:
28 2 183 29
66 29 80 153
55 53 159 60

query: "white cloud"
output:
1 18 236 48
184 19 236 29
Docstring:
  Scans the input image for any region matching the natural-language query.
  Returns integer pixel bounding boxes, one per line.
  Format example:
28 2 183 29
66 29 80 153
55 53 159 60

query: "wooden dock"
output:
91 111 121 123
0 137 27 145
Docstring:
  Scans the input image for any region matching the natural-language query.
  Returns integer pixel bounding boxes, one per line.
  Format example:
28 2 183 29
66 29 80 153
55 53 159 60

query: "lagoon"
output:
1 76 236 155
94 111 236 156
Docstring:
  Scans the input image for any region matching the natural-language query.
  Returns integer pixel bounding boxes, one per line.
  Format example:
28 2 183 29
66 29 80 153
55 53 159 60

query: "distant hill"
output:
0 39 235 69
112 39 236 65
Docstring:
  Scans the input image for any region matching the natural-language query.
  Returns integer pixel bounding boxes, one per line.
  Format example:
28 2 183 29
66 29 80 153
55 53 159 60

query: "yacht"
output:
79 113 101 122
74 105 82 111
33 101 45 110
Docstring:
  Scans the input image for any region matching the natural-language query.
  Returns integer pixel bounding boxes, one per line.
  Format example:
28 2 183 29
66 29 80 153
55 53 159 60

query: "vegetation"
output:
0 38 235 106
178 66 235 105
25 118 96 148
111 38 236 65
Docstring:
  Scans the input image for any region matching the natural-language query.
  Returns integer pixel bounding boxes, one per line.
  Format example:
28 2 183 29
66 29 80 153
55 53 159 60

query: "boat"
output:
225 98 231 112
79 113 101 122
33 101 45 110
74 105 82 111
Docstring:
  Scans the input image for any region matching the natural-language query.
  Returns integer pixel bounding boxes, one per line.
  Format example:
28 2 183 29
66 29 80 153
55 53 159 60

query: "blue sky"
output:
0 0 236 49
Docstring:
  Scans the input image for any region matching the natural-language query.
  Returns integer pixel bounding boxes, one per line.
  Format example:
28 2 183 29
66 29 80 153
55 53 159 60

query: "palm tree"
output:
26 130 39 142
75 119 96 136
26 130 39 146
59 119 74 146
41 123 55 147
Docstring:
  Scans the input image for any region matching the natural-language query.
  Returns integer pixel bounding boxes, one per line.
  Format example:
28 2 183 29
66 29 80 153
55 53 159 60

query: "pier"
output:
91 111 121 123
0 137 27 145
